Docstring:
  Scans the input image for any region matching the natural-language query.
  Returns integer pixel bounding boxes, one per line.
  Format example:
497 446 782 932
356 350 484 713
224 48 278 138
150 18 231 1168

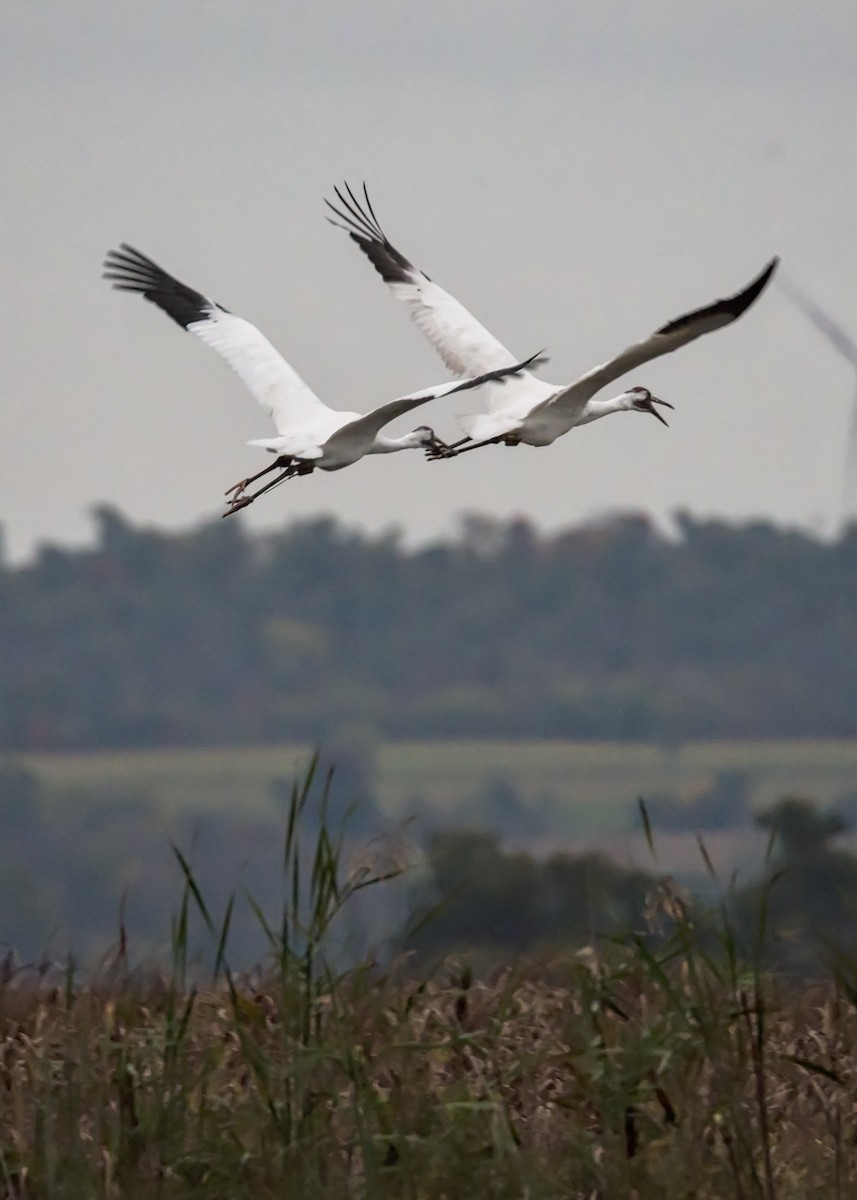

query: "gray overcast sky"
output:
3 1 857 560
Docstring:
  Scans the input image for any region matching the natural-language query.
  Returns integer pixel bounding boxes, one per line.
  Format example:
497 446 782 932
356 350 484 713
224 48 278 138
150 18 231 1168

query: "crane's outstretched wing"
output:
322 350 548 456
537 257 779 418
103 244 329 434
325 182 523 387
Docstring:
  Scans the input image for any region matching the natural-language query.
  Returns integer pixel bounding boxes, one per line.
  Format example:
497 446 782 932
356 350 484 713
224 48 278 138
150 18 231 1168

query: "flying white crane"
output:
103 244 544 514
325 184 778 457
779 276 857 526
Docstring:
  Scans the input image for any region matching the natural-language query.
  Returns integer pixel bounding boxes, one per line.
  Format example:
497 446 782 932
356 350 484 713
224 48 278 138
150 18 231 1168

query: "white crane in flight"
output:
326 183 778 458
103 244 544 514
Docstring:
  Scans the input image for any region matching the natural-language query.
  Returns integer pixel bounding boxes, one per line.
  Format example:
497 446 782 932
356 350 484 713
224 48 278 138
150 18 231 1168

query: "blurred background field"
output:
19 736 857 832
7 735 857 967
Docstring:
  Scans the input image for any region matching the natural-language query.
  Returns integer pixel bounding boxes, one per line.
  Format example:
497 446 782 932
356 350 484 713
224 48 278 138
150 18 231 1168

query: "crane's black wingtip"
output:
522 348 549 371
102 244 155 281
742 256 779 293
732 255 780 316
655 256 780 338
324 185 421 286
100 244 216 328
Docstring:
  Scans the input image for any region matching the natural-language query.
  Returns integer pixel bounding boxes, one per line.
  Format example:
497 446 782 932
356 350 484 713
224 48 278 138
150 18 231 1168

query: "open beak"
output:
425 434 450 455
646 395 673 427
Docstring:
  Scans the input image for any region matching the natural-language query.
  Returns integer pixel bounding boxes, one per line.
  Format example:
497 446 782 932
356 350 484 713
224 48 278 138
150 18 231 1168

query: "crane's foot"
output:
425 446 458 461
222 495 254 518
224 479 251 500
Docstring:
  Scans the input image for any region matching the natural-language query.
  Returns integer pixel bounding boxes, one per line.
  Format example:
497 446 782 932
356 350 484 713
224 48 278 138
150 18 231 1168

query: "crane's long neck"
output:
575 394 630 426
367 431 426 455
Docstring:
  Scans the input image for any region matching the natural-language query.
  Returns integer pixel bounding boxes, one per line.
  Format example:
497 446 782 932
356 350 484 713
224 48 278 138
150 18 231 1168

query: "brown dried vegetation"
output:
4 940 857 1196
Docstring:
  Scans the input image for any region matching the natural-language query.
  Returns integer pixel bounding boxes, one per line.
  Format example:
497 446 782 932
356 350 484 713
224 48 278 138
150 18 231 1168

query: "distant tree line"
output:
3 505 857 749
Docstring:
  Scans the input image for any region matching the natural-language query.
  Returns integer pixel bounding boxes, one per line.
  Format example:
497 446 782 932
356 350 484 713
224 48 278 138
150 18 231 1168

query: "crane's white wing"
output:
535 257 779 419
325 183 523 389
103 244 330 434
321 350 549 458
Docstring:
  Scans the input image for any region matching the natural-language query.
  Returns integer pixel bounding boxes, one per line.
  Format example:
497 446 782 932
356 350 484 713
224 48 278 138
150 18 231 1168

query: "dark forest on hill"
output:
2 506 856 751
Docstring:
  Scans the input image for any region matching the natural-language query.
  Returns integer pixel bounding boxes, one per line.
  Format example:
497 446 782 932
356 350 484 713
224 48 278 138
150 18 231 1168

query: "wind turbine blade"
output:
779 276 857 363
842 381 857 525
780 277 857 529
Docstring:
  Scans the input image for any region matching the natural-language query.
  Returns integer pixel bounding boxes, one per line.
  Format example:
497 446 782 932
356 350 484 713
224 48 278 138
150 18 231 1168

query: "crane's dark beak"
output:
644 395 673 427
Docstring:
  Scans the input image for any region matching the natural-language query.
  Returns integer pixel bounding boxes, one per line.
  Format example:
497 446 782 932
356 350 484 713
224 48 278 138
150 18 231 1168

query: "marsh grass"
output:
2 778 857 1197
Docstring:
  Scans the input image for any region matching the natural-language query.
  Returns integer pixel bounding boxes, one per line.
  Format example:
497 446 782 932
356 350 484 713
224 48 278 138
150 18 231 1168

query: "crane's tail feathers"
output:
455 415 482 439
456 413 521 441
246 437 323 460
453 412 494 441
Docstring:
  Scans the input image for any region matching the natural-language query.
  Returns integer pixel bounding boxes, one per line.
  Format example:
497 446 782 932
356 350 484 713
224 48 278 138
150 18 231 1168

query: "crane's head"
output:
624 386 673 426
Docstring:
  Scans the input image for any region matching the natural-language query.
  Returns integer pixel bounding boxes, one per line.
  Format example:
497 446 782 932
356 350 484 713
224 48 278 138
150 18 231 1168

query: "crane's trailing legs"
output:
424 435 471 459
224 454 295 502
426 434 520 460
222 459 314 517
